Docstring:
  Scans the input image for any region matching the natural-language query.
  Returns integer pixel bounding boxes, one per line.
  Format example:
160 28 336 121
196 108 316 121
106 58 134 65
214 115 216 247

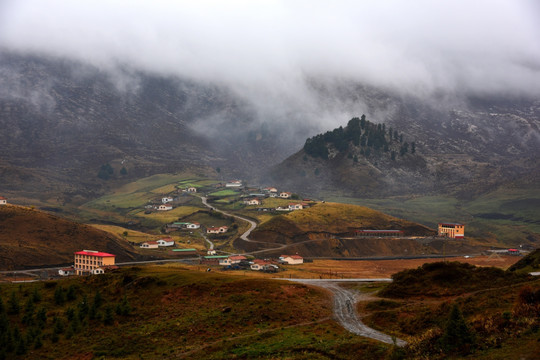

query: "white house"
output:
140 241 159 249
157 238 175 247
276 206 291 211
288 203 304 211
279 192 292 199
186 187 197 193
207 226 228 234
280 255 304 265
0 196 7 205
250 259 270 271
157 204 173 211
244 198 261 206
219 255 247 266
186 222 200 229
58 267 75 276
162 197 174 203
264 187 278 193
207 249 217 255
226 180 243 188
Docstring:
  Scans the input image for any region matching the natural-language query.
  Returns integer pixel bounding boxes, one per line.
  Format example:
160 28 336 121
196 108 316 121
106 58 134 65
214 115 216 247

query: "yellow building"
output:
74 250 116 275
438 223 465 239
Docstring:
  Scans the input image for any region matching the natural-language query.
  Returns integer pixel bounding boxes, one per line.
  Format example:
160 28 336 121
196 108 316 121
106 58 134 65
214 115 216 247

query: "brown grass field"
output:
197 255 522 280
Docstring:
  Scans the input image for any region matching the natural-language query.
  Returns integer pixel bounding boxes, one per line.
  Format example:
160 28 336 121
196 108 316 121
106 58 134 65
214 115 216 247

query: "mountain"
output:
0 52 291 204
2 52 539 205
269 100 540 198
0 204 137 270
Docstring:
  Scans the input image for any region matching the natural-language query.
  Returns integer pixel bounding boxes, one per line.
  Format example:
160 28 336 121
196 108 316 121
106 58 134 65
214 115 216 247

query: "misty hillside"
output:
1 52 539 204
270 96 540 198
0 53 292 203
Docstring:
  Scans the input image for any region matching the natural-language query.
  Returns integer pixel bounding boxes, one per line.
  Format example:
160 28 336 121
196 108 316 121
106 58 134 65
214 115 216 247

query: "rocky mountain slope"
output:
269 96 540 198
1 52 539 204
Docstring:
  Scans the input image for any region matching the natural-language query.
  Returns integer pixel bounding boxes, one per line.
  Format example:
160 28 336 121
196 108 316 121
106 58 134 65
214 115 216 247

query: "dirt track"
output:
292 279 407 347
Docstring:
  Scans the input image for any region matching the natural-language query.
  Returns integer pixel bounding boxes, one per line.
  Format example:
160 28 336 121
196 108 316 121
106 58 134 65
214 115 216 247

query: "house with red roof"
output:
157 238 175 247
219 255 247 266
207 226 228 234
74 250 116 275
0 196 7 205
157 204 173 211
140 241 159 249
279 192 292 199
279 255 304 265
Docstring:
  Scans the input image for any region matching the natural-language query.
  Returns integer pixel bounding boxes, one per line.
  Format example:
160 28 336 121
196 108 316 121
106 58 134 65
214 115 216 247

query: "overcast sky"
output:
1 0 539 130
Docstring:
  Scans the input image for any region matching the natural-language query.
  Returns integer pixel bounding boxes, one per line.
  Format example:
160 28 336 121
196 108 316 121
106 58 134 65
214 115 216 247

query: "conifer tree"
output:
440 303 475 354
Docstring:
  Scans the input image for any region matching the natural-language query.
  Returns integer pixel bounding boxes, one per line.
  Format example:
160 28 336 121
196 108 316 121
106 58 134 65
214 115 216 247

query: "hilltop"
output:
0 205 137 270
236 202 445 257
269 114 540 199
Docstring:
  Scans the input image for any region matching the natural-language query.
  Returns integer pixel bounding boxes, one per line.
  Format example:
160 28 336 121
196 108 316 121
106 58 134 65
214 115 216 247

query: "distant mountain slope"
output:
269 109 540 198
0 53 289 203
0 204 137 270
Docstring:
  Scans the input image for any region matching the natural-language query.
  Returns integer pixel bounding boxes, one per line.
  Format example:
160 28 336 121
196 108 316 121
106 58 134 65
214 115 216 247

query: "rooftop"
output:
75 250 116 257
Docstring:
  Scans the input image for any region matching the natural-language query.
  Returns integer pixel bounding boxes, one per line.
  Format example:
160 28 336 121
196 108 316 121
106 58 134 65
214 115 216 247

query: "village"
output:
2 179 523 280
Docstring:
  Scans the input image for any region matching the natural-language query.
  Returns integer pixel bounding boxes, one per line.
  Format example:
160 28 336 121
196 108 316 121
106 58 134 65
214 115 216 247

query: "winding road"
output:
286 279 407 347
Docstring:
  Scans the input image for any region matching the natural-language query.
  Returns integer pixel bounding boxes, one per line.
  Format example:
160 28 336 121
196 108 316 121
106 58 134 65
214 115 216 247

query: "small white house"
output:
226 180 243 188
207 226 228 234
207 249 217 255
140 241 159 249
58 267 75 276
280 255 304 265
264 187 278 193
0 196 7 205
157 204 173 211
288 203 304 211
219 255 247 266
186 187 197 193
157 238 175 247
244 198 261 206
279 192 292 199
162 197 174 203
186 222 200 229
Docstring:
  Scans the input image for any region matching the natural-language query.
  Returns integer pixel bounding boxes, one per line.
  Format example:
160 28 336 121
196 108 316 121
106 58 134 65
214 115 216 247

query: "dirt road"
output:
290 279 407 347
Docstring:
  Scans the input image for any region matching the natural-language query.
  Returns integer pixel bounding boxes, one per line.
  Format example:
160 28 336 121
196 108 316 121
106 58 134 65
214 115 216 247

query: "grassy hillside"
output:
0 205 137 270
0 266 392 359
361 262 540 359
239 202 437 257
508 248 540 273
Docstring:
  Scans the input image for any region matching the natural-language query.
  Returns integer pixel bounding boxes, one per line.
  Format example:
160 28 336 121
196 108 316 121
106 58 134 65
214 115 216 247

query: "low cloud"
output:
1 0 539 132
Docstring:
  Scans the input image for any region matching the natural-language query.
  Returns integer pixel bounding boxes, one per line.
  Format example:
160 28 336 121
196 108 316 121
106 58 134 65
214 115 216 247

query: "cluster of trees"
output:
303 115 416 161
97 163 127 180
0 283 131 358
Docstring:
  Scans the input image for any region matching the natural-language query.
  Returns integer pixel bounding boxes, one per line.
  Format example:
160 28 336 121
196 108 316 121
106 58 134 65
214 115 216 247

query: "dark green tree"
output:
440 303 475 355
120 166 127 175
411 142 416 154
36 308 47 329
103 306 114 325
54 286 65 305
66 284 77 301
31 288 42 303
8 292 19 315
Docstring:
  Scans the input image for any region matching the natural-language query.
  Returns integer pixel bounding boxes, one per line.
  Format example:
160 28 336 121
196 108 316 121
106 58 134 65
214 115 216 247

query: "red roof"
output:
229 255 247 261
145 241 159 245
281 254 303 259
253 259 270 265
0 196 6 200
75 250 115 257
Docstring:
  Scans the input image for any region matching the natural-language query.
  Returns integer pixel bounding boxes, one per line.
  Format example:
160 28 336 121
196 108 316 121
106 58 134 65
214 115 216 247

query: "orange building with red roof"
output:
74 250 116 275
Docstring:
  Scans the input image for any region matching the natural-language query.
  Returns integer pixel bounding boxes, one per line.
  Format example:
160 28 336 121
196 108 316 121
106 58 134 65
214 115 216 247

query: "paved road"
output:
200 196 272 245
287 279 407 347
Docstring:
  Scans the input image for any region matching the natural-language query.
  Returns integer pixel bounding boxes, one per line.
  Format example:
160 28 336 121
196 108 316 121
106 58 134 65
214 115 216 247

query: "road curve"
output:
288 279 407 347
200 196 266 244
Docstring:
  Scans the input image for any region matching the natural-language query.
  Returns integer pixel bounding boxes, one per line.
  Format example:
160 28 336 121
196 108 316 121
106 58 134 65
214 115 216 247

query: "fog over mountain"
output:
1 0 539 135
